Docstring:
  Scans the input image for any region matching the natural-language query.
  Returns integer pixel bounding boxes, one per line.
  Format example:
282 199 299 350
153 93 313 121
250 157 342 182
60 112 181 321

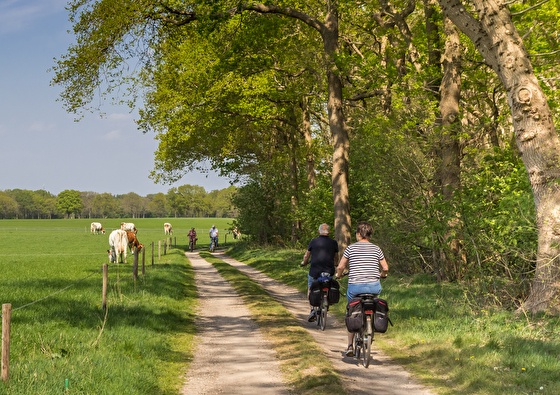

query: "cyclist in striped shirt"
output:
335 221 389 357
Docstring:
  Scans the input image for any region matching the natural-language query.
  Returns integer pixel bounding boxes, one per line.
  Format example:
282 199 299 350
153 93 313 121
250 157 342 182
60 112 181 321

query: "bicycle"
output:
189 237 196 252
312 273 333 331
209 237 216 252
352 293 377 368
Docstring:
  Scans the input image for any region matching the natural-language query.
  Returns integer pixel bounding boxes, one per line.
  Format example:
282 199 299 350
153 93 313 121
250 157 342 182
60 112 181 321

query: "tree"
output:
53 0 353 248
146 193 168 217
56 190 83 218
0 192 18 219
438 0 560 314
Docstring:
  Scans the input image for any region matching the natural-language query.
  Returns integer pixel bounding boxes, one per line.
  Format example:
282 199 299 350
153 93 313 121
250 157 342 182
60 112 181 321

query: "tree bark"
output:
439 0 560 314
438 16 465 280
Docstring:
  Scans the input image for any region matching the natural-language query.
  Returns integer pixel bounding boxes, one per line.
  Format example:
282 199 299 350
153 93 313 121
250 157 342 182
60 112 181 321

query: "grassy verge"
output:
1 248 197 395
199 251 346 395
226 244 560 395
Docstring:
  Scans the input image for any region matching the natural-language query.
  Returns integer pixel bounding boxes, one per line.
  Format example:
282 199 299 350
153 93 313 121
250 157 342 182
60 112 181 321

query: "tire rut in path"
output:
180 252 290 395
214 252 436 395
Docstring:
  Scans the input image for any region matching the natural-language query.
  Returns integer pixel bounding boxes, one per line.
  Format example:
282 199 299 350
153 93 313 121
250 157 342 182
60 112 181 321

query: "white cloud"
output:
103 129 124 141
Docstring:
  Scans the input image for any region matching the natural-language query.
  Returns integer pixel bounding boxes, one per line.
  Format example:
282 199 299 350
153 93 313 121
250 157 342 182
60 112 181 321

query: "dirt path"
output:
182 251 436 395
180 252 291 394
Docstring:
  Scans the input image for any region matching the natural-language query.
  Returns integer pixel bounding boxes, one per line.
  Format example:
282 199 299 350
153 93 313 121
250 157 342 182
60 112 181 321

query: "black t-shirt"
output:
307 235 339 278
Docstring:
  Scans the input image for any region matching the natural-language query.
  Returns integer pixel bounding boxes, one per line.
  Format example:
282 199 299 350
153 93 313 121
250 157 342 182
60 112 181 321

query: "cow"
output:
164 222 173 235
126 231 144 252
109 229 128 263
120 222 137 233
90 222 105 234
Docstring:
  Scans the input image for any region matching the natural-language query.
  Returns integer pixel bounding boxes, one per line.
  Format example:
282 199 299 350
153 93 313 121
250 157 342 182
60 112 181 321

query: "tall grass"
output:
227 244 560 395
0 218 233 394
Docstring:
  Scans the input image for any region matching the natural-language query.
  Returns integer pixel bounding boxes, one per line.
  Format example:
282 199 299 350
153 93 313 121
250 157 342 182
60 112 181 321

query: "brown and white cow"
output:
91 222 105 234
109 229 128 263
164 222 173 235
120 222 137 233
126 231 144 252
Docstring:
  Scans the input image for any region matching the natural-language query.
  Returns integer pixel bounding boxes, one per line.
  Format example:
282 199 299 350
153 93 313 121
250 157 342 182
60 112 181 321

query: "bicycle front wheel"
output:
362 316 373 367
319 294 328 330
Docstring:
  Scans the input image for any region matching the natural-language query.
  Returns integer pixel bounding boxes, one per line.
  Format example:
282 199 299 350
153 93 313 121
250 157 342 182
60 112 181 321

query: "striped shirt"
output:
343 242 385 284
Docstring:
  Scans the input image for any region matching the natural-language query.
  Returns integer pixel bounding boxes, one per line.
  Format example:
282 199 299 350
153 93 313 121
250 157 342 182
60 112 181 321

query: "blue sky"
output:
0 0 232 196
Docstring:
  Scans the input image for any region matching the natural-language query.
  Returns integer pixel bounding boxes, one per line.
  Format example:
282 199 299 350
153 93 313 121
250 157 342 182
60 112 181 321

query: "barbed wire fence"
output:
1 235 176 383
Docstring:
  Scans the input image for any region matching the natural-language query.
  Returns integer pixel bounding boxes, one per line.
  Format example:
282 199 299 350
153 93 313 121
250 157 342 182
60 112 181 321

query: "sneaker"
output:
307 310 317 322
345 345 354 357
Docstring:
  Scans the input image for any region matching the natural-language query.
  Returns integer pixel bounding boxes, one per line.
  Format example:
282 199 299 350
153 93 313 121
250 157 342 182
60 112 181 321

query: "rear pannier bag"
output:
373 298 392 333
308 280 322 307
345 297 363 333
328 279 340 304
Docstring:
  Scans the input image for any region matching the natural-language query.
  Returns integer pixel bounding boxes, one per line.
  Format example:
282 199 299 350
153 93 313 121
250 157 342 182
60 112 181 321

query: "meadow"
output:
0 218 234 394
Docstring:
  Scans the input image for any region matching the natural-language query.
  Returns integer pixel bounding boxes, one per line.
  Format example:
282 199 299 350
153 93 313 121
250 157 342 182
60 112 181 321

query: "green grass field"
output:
3 219 560 394
0 218 234 394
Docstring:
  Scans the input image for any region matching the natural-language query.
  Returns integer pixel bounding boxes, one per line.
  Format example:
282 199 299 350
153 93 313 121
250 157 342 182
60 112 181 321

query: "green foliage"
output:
56 189 83 218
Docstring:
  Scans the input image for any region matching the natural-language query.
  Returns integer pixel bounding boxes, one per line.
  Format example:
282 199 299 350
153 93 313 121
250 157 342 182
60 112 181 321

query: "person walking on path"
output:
335 221 389 357
300 223 339 322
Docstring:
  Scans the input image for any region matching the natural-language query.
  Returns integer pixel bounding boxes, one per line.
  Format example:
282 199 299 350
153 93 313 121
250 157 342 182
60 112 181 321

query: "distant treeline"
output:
0 185 237 219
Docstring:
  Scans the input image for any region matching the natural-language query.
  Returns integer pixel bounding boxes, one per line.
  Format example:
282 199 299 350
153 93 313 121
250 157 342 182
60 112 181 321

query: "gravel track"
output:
181 251 436 395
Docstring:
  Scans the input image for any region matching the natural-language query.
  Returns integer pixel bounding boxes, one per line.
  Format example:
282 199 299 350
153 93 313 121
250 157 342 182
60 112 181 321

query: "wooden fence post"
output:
102 264 108 311
133 248 138 284
151 241 154 266
158 241 161 261
2 303 11 382
142 246 146 276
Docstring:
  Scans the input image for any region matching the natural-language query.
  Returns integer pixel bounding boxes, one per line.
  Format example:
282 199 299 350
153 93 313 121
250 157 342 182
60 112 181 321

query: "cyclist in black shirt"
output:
300 223 339 322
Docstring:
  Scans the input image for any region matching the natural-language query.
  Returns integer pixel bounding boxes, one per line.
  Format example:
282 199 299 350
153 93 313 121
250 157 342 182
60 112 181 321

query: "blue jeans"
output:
307 274 315 289
347 282 382 302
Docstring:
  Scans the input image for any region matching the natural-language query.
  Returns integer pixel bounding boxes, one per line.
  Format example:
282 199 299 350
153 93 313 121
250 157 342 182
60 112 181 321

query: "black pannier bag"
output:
308 280 322 307
373 297 393 333
345 297 363 332
328 279 340 304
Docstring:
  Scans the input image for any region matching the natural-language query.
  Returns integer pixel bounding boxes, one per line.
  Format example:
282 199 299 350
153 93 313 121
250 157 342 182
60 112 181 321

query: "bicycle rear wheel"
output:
362 316 373 367
354 332 362 359
319 294 328 330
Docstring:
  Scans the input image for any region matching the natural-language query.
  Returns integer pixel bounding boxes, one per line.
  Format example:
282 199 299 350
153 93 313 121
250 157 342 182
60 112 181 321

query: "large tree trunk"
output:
438 16 464 280
439 0 560 314
245 2 352 249
321 5 352 250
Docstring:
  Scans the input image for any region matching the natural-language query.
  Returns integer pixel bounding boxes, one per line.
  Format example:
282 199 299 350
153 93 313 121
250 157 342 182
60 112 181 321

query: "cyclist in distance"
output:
335 221 389 357
188 227 197 249
300 223 339 322
209 225 219 249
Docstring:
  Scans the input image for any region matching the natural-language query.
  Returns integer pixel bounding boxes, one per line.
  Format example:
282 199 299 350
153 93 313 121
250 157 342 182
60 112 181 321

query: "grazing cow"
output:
126 231 144 252
109 229 128 263
91 222 105 234
232 227 241 239
164 222 173 235
120 222 137 233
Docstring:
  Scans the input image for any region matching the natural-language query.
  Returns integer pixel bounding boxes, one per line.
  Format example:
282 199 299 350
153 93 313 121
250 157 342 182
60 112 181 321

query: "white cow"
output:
90 222 105 234
120 222 137 233
164 222 173 235
109 229 128 263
